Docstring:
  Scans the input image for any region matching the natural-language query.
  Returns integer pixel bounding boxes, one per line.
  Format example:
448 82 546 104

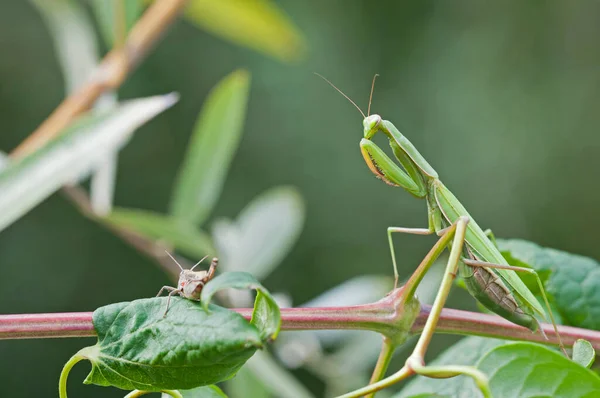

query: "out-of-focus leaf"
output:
227 366 270 398
305 332 384 397
185 0 306 63
213 186 304 279
33 0 122 216
573 339 596 369
88 92 120 216
232 350 314 398
30 0 99 93
163 385 228 398
169 70 250 226
499 239 600 330
0 94 177 234
82 298 262 390
478 343 600 397
105 208 215 257
91 0 143 48
395 337 506 398
303 275 393 308
405 395 451 398
201 272 281 341
90 151 117 216
0 152 8 171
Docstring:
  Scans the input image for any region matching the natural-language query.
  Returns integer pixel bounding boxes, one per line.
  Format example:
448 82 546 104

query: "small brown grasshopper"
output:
156 252 218 317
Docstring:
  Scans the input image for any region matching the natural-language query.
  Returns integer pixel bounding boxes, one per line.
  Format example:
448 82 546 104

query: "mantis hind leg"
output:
463 258 566 355
341 217 493 398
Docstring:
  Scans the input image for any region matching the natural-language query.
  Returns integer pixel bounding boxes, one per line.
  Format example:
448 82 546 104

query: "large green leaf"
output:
478 343 600 397
395 337 506 398
81 298 262 391
201 272 281 341
185 0 306 62
169 70 250 226
499 239 600 330
212 186 305 280
105 208 215 258
0 94 177 234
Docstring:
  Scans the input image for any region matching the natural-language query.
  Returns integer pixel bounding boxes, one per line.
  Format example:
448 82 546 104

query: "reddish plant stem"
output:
2 304 600 350
413 306 600 350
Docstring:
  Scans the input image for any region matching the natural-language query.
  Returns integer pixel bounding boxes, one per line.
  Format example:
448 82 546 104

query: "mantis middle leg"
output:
348 216 492 398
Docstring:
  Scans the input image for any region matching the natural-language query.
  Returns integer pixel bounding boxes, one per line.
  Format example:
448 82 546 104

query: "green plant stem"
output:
337 366 413 398
58 351 86 398
366 337 397 398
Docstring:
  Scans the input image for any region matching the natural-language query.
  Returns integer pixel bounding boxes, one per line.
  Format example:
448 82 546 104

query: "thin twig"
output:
10 0 188 159
61 185 186 278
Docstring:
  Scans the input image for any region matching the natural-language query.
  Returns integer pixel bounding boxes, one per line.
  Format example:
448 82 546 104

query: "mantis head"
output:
363 114 382 139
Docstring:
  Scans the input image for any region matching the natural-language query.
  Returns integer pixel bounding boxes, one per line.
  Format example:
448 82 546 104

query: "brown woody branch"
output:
10 0 188 159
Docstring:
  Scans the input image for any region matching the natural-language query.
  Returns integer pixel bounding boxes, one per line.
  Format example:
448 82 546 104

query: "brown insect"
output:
156 252 218 317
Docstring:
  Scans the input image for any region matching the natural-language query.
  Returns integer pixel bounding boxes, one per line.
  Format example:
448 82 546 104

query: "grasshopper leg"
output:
156 287 182 318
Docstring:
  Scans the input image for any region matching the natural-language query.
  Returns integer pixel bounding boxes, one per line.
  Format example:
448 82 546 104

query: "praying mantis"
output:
318 75 566 398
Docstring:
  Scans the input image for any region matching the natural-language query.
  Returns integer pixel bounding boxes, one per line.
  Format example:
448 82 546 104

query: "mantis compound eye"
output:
363 114 382 139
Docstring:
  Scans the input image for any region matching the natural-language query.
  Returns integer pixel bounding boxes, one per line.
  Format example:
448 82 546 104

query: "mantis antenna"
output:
367 74 379 116
164 251 209 272
315 73 366 118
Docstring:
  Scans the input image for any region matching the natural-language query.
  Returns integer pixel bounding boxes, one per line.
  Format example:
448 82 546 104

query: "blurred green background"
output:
1 1 600 397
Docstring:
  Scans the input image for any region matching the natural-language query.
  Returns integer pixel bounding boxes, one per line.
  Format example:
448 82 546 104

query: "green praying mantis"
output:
318 75 566 398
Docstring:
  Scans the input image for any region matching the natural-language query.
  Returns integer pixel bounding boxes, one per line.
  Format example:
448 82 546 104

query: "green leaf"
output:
240 351 314 398
169 70 250 226
0 94 177 234
185 0 306 63
91 0 143 48
81 297 262 391
213 186 305 279
477 342 600 397
31 0 99 93
105 208 215 258
172 385 228 398
396 337 506 398
498 239 600 329
201 272 281 341
405 395 451 398
226 366 270 398
573 339 596 369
